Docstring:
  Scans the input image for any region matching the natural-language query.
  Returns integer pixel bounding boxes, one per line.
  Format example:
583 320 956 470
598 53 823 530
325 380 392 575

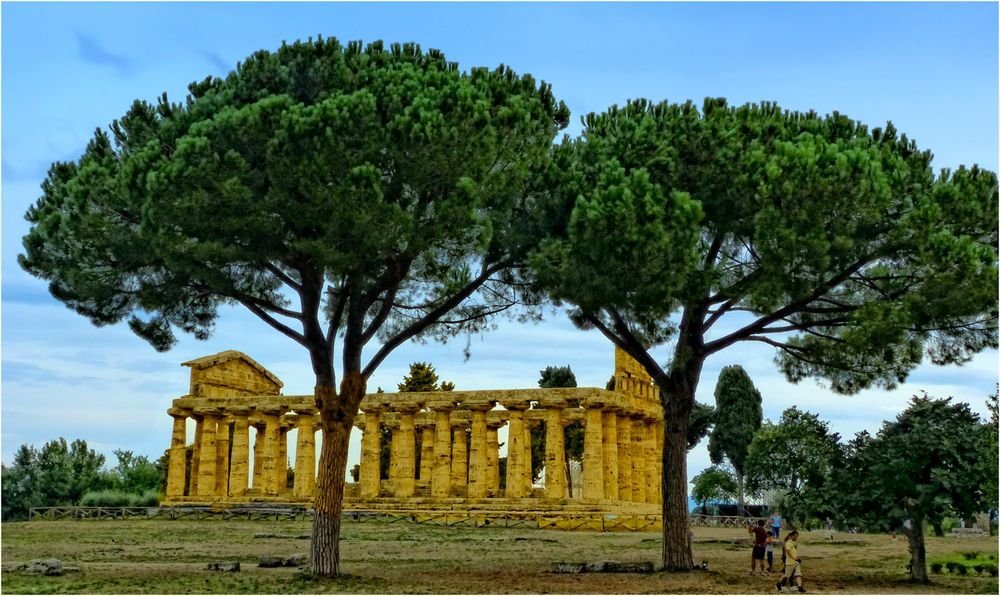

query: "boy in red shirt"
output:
748 519 769 575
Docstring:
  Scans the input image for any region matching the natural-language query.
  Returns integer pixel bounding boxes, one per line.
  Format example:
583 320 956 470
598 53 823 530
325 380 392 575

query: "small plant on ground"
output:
963 551 979 560
945 561 958 573
973 564 984 575
930 562 943 574
956 564 969 575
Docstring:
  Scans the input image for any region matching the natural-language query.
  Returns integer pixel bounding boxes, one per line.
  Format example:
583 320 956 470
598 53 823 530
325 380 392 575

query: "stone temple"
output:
162 347 665 520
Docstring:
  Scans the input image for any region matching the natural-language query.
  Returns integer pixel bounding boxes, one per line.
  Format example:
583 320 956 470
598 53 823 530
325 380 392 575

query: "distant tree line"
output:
1 439 162 521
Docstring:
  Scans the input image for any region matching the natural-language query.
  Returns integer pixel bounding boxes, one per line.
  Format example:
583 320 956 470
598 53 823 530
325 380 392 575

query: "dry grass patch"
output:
1 519 996 593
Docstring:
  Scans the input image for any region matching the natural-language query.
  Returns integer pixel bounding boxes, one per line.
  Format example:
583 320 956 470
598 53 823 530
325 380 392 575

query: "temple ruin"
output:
162 347 664 517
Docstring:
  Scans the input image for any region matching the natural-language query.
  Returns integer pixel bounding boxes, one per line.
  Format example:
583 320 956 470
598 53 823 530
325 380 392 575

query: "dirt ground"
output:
1 518 997 594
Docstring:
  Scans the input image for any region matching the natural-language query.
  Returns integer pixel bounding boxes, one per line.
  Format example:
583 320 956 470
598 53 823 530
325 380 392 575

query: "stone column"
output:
166 410 188 498
386 418 401 493
278 421 290 492
418 419 435 483
251 421 265 490
190 416 204 495
647 419 661 504
450 417 470 490
540 398 567 499
229 410 250 497
215 415 231 497
631 416 646 503
582 401 605 500
466 400 493 499
429 400 455 497
602 408 619 500
523 417 540 496
196 411 219 497
503 400 531 498
294 409 317 499
486 419 503 497
261 411 281 495
395 404 420 497
359 404 383 499
616 412 632 501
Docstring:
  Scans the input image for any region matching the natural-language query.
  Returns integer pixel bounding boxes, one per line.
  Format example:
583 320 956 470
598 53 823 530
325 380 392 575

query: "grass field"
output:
1 519 997 594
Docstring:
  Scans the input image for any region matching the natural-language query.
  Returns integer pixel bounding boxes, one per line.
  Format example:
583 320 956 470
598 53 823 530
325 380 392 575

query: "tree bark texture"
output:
660 394 694 570
903 512 929 583
736 470 746 517
310 374 364 576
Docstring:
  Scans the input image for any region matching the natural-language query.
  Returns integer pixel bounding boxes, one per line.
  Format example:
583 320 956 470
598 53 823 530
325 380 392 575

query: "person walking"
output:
748 519 769 575
775 530 805 592
765 532 775 573
769 510 783 538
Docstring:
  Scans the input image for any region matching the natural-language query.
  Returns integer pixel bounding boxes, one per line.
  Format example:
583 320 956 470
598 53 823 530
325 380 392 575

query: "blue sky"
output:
2 2 997 490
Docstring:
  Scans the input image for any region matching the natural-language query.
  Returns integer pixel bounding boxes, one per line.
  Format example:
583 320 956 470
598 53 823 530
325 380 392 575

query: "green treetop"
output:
20 38 569 576
530 98 998 569
708 365 762 516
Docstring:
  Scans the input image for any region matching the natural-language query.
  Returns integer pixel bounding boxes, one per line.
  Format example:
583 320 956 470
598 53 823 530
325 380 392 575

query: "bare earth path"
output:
1 519 996 593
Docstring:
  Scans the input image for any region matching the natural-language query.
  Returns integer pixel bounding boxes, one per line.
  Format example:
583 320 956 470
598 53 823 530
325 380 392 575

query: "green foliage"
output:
110 449 162 494
983 388 998 512
528 96 997 568
832 395 991 581
21 38 570 364
691 465 738 507
1 438 110 520
397 362 454 392
744 407 841 496
530 365 579 483
687 402 715 451
708 365 762 513
79 488 159 507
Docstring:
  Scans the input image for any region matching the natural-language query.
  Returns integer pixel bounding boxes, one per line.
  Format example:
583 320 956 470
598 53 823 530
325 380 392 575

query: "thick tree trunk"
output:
931 520 944 537
310 373 365 576
902 512 929 583
661 395 694 570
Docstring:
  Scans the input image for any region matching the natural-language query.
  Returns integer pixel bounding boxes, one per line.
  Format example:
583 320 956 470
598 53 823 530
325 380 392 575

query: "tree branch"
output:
361 260 507 379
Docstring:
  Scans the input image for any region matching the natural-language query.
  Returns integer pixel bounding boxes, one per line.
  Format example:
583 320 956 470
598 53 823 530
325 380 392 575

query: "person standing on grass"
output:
765 532 775 572
748 519 769 575
776 530 805 592
769 510 783 538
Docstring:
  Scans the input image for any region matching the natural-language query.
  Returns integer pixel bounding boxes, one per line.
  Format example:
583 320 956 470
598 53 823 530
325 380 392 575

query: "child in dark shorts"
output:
748 519 769 575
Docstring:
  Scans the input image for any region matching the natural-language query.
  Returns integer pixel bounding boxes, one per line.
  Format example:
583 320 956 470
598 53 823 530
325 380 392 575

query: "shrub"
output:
945 561 958 573
930 563 943 574
133 489 159 507
79 488 158 507
962 551 978 560
80 489 135 507
973 564 984 575
956 564 968 576
984 563 998 577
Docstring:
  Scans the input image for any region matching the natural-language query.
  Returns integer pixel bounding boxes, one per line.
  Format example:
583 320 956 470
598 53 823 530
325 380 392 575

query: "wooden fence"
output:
28 506 767 531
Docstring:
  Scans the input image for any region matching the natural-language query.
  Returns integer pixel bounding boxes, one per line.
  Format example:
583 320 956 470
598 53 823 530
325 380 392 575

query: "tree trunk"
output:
902 513 929 583
660 397 694 570
931 520 944 537
736 469 746 517
310 374 365 576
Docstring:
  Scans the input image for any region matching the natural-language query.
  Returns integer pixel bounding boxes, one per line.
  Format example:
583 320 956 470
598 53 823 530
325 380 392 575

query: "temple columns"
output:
503 401 530 498
486 420 502 497
359 405 383 499
215 416 231 496
395 405 419 497
166 410 188 498
602 409 619 500
430 401 455 497
541 399 567 500
293 409 317 499
467 402 492 499
196 411 219 497
582 403 605 500
229 411 250 497
616 414 632 500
